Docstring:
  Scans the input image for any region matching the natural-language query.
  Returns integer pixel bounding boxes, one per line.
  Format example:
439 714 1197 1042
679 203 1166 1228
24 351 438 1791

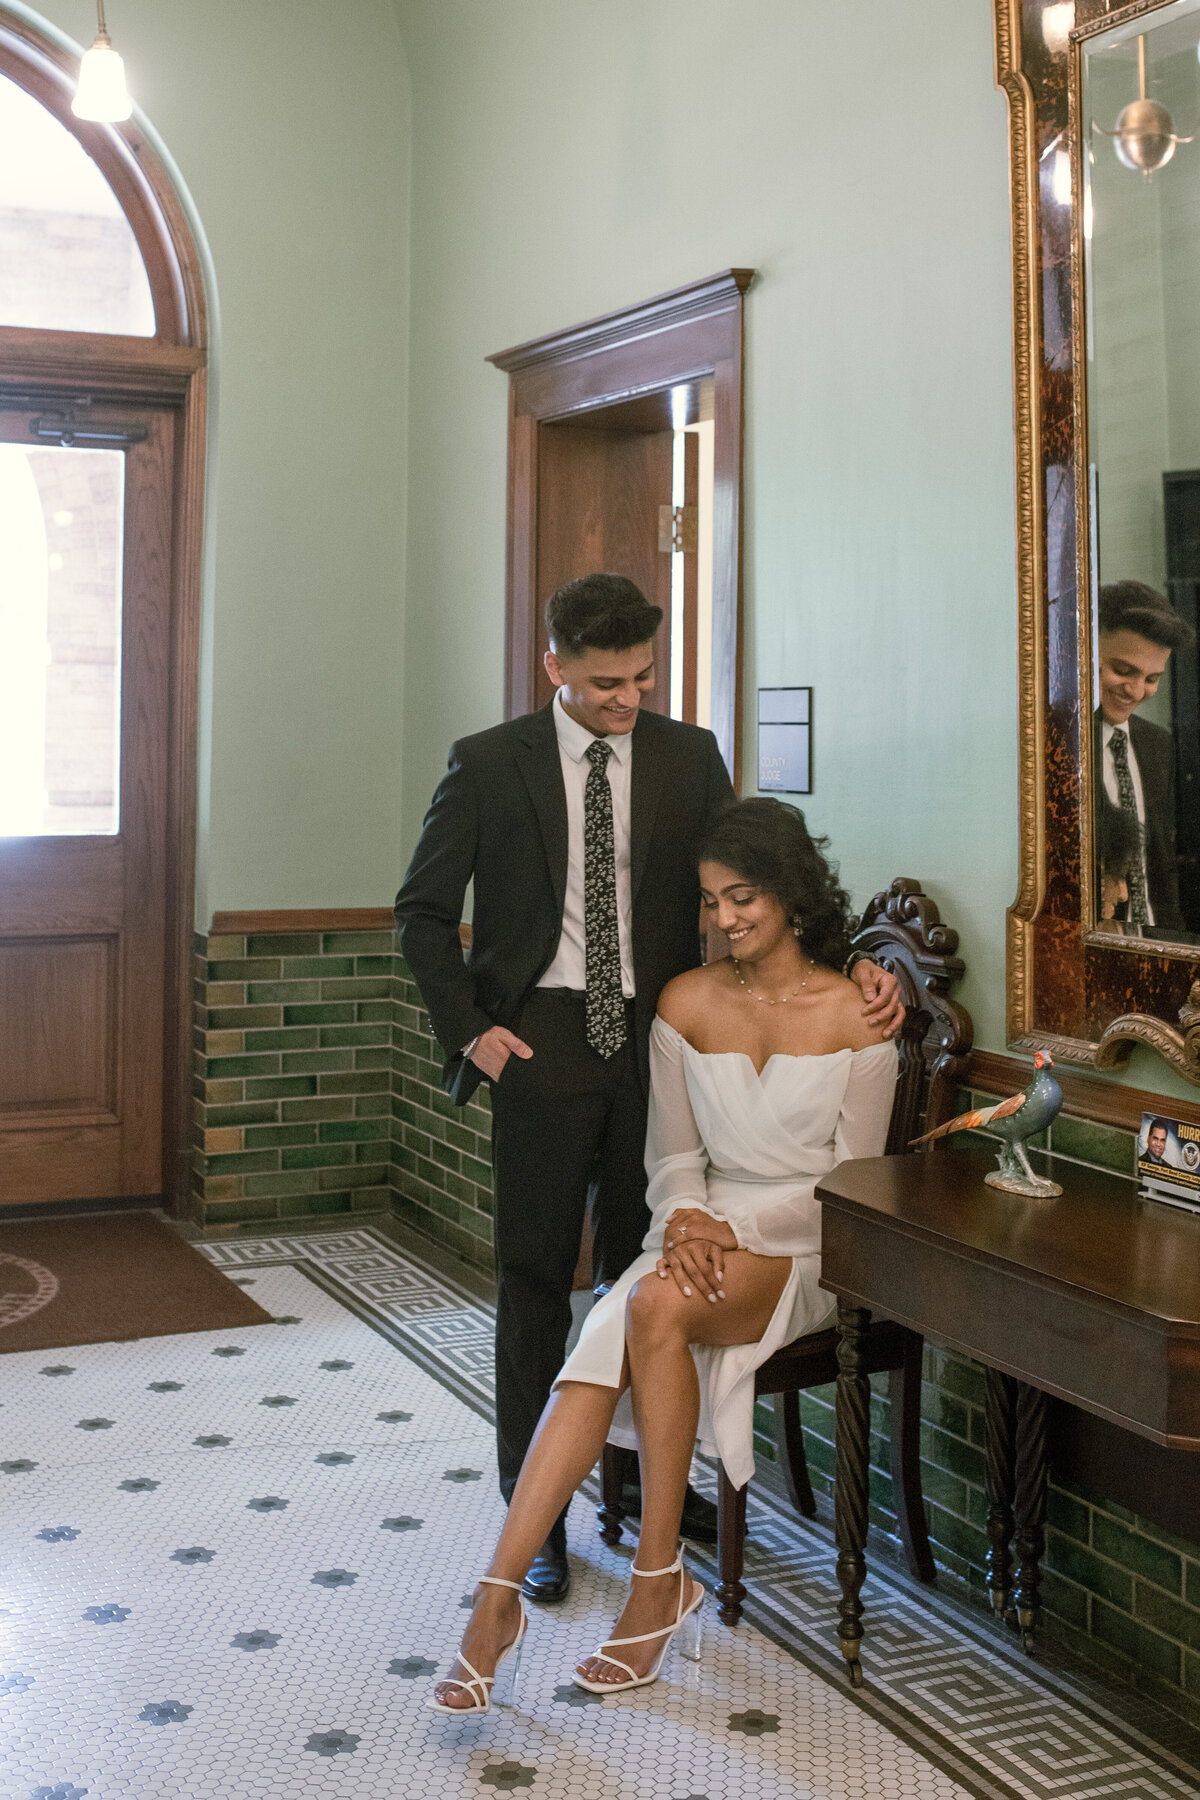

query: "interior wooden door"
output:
534 422 673 713
0 402 173 1205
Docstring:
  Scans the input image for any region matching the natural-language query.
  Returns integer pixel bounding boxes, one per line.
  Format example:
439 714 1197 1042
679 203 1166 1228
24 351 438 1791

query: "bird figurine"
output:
910 1051 1064 1197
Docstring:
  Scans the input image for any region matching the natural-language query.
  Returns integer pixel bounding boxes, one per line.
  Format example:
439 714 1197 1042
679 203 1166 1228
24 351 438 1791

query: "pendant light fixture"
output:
72 0 133 123
1094 34 1192 179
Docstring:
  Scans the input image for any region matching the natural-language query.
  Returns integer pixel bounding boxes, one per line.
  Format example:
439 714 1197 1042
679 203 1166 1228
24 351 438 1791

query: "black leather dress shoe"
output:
521 1531 570 1603
619 1479 720 1545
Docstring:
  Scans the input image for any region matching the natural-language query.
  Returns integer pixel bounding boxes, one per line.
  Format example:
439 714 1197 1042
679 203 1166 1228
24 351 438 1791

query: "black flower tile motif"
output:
0 1672 33 1695
380 1516 422 1532
138 1700 193 1725
552 1683 603 1707
83 1605 130 1624
39 1366 74 1377
311 1569 356 1588
376 1411 413 1423
2 1459 37 1474
170 1547 215 1565
728 1709 780 1736
147 1381 183 1393
315 1451 354 1466
246 1496 288 1513
388 1656 435 1678
480 1761 537 1791
273 1315 302 1324
259 1395 297 1408
30 1784 88 1799
231 1630 280 1651
193 1435 232 1449
76 1419 114 1431
36 1527 80 1543
442 1467 481 1483
211 1346 246 1358
304 1729 359 1757
118 1478 159 1493
319 1359 353 1371
459 1593 474 1610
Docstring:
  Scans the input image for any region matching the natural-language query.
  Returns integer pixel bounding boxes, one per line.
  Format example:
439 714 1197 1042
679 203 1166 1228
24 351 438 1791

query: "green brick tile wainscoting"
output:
192 932 1200 1725
192 923 394 1226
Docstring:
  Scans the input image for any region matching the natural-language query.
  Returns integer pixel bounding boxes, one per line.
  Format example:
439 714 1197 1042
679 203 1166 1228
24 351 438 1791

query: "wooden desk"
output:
816 1146 1200 1686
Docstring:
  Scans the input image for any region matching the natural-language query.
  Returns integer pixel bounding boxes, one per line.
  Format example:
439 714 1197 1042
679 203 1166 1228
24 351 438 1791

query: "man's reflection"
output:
1096 792 1139 931
1094 580 1194 934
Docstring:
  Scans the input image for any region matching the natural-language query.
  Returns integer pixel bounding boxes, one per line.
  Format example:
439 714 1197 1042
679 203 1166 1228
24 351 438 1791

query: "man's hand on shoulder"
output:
466 1025 533 1082
849 960 904 1040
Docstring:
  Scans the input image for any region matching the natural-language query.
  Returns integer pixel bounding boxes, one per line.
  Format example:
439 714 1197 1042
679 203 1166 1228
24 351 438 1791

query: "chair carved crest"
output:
849 878 973 1152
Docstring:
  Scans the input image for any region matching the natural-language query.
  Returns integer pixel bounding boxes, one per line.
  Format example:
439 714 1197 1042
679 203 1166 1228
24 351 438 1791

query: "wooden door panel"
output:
0 838 122 931
535 425 673 712
0 1125 121 1202
0 406 173 1205
0 935 118 1119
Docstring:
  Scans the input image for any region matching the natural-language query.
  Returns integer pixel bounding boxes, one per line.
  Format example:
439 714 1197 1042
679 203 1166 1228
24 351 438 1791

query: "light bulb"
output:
72 37 132 123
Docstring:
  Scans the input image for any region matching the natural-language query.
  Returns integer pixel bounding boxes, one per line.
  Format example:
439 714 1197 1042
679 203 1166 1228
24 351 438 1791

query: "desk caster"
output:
844 1655 864 1690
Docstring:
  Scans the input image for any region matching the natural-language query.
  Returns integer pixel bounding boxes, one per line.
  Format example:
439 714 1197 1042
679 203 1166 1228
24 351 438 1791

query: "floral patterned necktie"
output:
583 740 627 1058
1109 728 1150 927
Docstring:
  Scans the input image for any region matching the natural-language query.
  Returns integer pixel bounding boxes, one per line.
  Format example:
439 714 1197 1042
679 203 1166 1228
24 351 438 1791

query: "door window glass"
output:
0 443 124 835
0 72 154 335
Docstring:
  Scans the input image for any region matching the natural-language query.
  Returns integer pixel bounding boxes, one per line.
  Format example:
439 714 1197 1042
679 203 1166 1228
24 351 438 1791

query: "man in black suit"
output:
396 574 902 1599
1094 581 1194 936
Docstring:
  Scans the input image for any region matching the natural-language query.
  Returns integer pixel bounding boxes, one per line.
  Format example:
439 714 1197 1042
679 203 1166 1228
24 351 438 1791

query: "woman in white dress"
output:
430 799 897 1714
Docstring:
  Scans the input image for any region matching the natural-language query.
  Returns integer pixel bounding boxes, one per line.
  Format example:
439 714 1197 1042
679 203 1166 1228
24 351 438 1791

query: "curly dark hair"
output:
698 797 853 972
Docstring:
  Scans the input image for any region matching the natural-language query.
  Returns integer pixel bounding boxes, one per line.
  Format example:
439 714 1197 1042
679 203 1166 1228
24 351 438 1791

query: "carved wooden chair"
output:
596 877 973 1625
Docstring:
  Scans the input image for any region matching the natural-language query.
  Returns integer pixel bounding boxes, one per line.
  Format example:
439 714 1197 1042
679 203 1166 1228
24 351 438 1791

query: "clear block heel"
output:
573 1546 704 1694
427 1575 528 1716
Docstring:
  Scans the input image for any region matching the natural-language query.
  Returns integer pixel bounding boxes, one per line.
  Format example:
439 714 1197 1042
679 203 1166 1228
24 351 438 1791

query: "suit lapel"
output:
515 703 569 921
630 711 665 902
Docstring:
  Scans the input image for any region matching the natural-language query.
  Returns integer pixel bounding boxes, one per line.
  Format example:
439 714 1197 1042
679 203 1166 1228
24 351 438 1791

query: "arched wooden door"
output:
0 18 206 1211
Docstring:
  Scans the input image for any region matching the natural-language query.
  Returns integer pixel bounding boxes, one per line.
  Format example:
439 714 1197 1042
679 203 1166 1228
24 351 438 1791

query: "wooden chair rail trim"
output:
209 908 397 936
968 1049 1200 1135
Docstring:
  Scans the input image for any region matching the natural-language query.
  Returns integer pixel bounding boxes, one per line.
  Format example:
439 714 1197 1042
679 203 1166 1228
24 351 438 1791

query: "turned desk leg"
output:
984 1368 1018 1622
1013 1382 1049 1652
835 1300 872 1689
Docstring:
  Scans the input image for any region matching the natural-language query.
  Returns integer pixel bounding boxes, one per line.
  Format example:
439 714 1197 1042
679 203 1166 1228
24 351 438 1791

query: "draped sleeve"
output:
731 1040 896 1257
642 1015 724 1247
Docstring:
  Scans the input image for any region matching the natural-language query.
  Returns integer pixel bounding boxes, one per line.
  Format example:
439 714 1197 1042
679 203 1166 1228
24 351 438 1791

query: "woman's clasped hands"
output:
656 1208 739 1303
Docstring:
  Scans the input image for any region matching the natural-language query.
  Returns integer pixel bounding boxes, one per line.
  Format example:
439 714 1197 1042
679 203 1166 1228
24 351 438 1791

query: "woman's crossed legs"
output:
433 1248 789 1709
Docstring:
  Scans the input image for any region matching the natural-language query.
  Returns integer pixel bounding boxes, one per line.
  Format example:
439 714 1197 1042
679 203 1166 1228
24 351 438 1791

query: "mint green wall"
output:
16 0 412 920
395 0 1019 1051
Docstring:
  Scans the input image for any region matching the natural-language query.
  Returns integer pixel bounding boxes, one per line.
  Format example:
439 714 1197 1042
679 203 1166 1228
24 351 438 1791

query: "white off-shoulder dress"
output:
556 1016 897 1490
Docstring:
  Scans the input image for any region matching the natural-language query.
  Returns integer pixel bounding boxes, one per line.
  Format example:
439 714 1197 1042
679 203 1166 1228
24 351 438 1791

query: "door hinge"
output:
658 504 698 555
30 409 148 448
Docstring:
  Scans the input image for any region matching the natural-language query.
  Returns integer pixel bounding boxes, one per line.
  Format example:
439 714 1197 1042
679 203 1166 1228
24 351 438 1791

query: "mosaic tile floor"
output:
0 1224 1196 1800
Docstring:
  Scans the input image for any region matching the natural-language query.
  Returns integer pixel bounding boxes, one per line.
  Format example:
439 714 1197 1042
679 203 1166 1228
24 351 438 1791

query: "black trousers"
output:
489 989 649 1503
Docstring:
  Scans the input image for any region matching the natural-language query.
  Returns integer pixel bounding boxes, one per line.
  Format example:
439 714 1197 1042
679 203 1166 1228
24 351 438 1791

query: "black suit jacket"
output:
395 703 736 1104
1094 709 1183 932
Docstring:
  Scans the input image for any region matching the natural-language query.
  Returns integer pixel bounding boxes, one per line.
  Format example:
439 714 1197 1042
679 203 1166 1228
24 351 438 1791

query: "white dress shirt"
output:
1101 720 1153 925
538 688 636 998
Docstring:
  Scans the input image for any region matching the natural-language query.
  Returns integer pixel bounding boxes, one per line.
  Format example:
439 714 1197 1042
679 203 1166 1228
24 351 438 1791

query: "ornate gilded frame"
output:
996 0 1200 1084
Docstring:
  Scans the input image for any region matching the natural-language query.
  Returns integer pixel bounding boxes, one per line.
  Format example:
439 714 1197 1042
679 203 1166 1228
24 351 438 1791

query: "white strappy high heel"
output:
426 1576 528 1715
574 1547 704 1694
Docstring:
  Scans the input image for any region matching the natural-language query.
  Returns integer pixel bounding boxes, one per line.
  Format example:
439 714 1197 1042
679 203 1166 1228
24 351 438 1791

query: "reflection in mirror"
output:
1083 1 1200 945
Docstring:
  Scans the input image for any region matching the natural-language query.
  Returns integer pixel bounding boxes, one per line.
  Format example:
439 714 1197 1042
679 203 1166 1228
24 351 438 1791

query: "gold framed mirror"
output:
997 0 1200 1083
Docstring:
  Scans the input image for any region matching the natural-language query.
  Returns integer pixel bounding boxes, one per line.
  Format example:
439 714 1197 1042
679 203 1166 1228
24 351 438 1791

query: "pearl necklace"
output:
732 956 811 1005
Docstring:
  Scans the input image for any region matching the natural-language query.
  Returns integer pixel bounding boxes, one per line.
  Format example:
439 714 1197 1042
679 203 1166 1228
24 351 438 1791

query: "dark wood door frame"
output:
488 269 754 785
0 16 208 1217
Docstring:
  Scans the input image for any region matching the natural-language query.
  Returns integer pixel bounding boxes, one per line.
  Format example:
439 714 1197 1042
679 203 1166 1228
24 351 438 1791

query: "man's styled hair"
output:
1098 581 1195 652
545 574 663 659
1149 1118 1171 1137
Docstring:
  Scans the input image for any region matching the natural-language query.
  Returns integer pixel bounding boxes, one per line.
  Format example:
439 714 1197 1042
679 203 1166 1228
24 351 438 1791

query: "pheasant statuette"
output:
910 1052 1064 1197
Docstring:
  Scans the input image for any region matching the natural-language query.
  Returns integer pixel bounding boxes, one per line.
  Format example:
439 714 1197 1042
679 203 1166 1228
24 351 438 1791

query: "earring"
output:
792 914 803 938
